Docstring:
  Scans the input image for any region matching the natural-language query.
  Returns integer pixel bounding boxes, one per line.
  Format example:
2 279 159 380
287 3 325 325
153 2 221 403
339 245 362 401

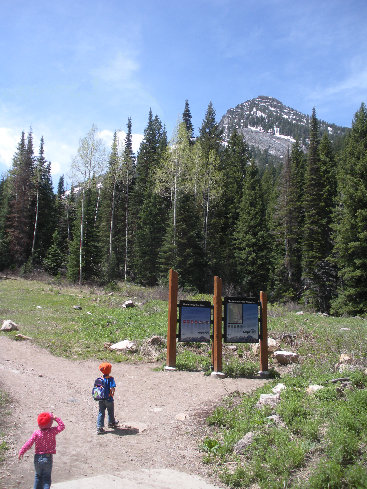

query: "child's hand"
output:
18 452 23 460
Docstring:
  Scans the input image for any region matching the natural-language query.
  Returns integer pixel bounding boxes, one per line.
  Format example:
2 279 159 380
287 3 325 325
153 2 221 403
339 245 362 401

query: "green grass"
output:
0 277 169 360
200 306 367 488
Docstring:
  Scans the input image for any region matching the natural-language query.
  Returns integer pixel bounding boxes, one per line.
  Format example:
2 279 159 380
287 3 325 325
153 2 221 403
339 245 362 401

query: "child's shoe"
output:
96 427 105 434
108 420 119 428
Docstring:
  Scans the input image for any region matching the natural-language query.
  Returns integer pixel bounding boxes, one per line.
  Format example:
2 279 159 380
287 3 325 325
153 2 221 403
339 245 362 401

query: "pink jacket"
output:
19 417 65 456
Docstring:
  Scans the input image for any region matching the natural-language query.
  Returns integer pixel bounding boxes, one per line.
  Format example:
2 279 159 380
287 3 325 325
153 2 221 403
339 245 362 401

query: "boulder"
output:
256 393 280 409
274 350 299 365
251 337 278 355
1 320 19 331
122 300 135 308
109 340 138 353
339 354 352 364
272 383 286 394
234 431 255 453
306 384 324 395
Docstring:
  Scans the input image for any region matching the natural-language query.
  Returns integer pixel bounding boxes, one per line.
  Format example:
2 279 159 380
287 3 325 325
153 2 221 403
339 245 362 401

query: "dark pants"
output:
34 453 53 489
97 399 115 427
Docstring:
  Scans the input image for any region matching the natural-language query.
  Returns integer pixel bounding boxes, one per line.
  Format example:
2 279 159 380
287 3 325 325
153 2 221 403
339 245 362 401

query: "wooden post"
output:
213 276 223 373
259 291 268 373
166 269 178 369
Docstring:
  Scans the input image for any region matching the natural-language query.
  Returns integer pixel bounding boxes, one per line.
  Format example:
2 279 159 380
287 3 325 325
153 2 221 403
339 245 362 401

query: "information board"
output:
178 300 211 342
224 297 260 343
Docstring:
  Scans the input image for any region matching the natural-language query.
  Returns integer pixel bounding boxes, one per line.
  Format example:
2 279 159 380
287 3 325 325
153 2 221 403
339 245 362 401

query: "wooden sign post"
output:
259 290 268 374
212 276 223 374
166 269 178 369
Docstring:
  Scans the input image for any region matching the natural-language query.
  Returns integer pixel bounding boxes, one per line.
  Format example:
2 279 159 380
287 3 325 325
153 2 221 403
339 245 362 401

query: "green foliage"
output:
332 103 367 315
234 160 270 294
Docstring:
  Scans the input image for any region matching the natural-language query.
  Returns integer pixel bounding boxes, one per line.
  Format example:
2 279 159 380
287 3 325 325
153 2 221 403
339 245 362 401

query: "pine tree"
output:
0 176 11 270
131 111 168 285
182 99 194 143
234 160 270 294
31 137 56 264
302 109 325 309
121 118 136 279
331 103 367 315
6 131 35 266
272 141 305 301
302 110 337 311
210 131 250 285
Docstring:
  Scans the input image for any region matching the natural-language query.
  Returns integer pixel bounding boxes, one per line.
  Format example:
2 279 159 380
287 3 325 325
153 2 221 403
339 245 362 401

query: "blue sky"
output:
0 0 366 186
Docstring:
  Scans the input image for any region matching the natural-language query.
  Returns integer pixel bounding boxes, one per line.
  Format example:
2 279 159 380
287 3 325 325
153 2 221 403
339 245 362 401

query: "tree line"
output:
0 101 366 316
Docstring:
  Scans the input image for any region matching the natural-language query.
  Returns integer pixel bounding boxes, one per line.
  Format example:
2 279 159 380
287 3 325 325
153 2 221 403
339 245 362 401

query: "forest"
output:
0 100 366 316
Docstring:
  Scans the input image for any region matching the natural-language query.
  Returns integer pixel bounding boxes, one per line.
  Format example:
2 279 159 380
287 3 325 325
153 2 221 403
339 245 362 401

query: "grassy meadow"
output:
1 276 367 487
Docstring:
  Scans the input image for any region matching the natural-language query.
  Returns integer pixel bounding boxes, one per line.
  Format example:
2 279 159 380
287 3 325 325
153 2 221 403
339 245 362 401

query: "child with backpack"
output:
93 362 119 434
18 412 65 489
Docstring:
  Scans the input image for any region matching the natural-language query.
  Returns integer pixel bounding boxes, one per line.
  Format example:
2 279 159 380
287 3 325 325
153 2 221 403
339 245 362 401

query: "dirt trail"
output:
0 336 266 489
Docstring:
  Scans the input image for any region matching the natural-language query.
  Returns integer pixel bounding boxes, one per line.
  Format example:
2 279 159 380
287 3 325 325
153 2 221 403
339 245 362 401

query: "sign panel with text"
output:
178 300 212 342
224 297 260 343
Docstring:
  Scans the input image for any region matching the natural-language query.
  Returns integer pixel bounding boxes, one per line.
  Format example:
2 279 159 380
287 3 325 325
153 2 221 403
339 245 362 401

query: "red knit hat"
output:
37 412 53 429
99 362 112 375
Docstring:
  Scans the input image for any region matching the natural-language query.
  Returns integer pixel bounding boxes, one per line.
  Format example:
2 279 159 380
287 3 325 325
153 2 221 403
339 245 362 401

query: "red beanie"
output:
37 412 53 429
99 362 112 375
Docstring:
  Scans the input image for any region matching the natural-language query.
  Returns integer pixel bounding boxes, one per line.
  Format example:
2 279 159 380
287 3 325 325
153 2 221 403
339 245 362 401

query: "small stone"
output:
73 305 82 310
274 350 299 365
1 320 19 331
256 393 280 409
272 383 286 394
109 340 138 353
234 431 255 453
307 384 324 394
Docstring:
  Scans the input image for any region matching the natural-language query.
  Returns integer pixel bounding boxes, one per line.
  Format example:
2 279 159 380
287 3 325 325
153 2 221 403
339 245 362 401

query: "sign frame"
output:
223 297 262 343
178 300 212 343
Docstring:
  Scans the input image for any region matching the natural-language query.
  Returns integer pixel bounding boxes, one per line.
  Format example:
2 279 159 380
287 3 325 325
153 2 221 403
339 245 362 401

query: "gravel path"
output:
0 336 266 489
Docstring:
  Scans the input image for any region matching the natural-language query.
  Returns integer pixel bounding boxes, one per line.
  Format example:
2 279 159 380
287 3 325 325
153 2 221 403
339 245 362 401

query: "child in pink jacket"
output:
18 412 65 489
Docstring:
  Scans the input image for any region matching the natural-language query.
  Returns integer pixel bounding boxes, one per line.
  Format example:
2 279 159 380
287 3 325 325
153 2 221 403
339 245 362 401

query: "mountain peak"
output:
219 96 348 159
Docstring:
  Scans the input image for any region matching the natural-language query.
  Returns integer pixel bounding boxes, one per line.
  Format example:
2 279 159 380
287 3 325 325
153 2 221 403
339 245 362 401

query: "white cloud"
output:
92 51 139 85
0 127 20 168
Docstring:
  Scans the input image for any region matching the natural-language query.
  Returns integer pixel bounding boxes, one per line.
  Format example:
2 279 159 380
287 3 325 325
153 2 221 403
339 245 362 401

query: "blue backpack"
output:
92 377 107 400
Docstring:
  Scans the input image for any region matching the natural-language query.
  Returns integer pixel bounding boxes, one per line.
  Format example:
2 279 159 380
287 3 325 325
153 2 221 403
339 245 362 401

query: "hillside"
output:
219 95 349 159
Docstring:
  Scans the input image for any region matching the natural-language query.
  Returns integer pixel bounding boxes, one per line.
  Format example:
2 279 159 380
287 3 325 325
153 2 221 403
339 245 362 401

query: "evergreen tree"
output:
6 131 35 266
302 109 325 309
0 176 11 270
121 118 136 279
331 103 367 315
272 141 305 301
234 160 270 294
182 99 194 143
131 111 168 285
31 137 56 263
210 131 250 285
302 110 336 311
198 101 222 158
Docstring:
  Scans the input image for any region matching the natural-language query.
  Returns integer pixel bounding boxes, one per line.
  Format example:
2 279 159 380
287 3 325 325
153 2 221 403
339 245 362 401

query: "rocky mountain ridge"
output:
219 95 349 159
